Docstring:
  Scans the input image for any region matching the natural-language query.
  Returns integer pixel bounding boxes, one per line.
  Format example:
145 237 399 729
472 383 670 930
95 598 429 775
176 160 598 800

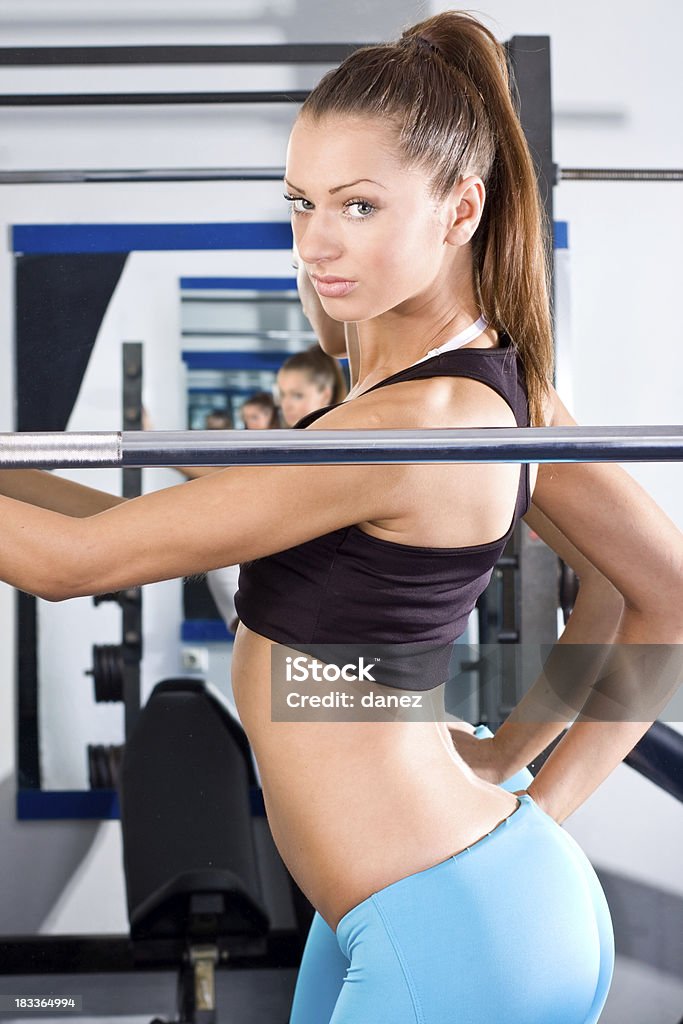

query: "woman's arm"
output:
0 398 411 602
449 506 626 784
518 384 683 822
0 469 125 517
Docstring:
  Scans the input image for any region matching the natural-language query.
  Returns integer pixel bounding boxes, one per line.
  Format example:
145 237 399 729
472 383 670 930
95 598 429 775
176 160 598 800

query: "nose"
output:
281 403 296 426
294 212 343 268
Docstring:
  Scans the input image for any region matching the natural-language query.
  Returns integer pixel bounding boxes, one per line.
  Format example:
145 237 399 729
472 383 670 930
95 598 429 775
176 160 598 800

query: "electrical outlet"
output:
181 646 209 674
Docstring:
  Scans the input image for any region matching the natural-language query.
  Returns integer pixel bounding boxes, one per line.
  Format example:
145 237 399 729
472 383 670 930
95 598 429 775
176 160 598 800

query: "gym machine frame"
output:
0 43 679 184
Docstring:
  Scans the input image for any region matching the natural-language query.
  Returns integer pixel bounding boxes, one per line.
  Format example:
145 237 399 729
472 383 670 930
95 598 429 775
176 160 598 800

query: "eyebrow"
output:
284 177 387 195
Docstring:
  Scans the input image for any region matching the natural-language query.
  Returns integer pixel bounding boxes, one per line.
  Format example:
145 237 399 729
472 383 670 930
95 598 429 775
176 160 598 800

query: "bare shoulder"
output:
305 373 517 431
539 380 573 428
304 370 524 547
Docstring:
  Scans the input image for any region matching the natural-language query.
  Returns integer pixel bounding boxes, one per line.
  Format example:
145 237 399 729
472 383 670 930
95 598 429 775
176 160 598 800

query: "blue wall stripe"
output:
181 276 297 291
182 349 292 371
12 221 568 255
17 786 265 820
181 618 233 642
17 789 120 820
183 350 350 371
12 222 293 254
554 220 569 250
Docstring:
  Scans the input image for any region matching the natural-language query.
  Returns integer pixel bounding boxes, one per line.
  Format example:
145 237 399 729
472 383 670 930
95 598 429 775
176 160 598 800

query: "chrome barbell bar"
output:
0 426 681 469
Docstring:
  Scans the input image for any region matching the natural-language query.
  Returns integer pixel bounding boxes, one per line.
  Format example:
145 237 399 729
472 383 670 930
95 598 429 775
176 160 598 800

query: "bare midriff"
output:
231 623 521 934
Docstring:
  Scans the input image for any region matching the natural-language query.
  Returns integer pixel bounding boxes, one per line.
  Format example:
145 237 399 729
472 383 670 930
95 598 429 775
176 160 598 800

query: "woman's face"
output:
242 403 273 430
276 369 332 426
284 115 478 325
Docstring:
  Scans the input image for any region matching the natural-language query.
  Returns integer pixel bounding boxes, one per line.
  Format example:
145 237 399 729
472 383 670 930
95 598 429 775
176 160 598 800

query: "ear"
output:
443 175 486 247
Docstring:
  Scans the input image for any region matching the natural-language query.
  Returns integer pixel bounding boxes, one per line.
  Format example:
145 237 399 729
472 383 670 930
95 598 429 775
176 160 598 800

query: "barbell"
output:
0 426 681 469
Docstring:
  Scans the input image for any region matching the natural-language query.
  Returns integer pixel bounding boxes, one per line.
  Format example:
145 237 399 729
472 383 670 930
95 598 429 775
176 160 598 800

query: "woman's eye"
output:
345 200 376 219
283 193 375 218
283 193 313 214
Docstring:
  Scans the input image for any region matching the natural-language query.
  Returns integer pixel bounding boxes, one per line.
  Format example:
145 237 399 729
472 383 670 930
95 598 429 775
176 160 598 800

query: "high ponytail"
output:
300 10 554 427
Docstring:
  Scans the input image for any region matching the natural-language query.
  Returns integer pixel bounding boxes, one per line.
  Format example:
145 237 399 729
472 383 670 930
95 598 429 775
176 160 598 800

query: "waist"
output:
231 623 518 932
231 622 453 739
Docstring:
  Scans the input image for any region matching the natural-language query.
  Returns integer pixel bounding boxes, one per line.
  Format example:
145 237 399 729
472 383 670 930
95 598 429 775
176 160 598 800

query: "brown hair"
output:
242 391 281 428
299 10 553 426
280 344 348 405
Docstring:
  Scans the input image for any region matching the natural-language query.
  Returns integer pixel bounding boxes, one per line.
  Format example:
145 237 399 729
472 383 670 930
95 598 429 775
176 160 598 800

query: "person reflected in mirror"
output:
207 395 281 631
204 408 233 431
276 344 348 427
240 391 282 430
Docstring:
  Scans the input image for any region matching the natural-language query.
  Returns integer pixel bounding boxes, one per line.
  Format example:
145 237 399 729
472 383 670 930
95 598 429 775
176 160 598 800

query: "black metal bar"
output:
5 165 682 187
16 592 40 790
0 167 287 185
560 168 683 182
624 721 683 804
0 90 310 107
0 44 364 67
121 344 143 740
505 37 554 231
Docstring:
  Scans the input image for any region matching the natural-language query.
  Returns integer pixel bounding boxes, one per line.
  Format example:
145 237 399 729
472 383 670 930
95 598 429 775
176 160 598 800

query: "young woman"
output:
276 343 348 426
241 391 281 430
1 12 681 1022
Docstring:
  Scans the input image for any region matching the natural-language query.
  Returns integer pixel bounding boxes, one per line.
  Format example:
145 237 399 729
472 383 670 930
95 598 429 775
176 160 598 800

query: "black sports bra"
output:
234 334 530 690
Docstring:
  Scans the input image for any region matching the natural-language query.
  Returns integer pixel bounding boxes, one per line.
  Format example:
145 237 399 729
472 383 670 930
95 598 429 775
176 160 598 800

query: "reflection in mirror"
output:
180 279 314 429
13 229 345 814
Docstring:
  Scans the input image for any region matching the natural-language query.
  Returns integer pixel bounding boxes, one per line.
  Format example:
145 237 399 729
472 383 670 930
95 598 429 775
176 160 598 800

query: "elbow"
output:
621 585 683 641
578 573 625 606
32 555 97 603
575 572 625 618
35 577 85 603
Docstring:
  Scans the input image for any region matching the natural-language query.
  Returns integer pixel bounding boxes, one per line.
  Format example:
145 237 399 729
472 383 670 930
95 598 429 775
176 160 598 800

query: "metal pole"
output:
0 426 681 469
559 168 683 182
4 166 682 187
0 44 364 66
0 90 310 107
0 167 287 185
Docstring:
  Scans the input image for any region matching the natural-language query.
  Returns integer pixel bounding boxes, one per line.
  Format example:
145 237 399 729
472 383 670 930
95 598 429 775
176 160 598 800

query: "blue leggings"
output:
289 726 614 1024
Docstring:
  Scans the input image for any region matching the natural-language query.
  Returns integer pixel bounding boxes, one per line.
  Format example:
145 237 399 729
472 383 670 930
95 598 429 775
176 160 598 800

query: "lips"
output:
311 274 358 299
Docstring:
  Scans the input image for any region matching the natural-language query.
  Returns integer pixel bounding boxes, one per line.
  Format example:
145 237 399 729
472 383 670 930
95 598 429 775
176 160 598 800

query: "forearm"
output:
528 604 683 823
0 469 124 517
492 577 625 778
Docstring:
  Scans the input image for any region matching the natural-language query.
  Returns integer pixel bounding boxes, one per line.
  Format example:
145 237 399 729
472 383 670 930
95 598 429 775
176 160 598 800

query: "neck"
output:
353 283 486 391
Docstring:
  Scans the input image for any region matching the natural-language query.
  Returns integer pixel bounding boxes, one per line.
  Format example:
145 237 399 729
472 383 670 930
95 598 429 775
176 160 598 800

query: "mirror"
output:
13 218 333 817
